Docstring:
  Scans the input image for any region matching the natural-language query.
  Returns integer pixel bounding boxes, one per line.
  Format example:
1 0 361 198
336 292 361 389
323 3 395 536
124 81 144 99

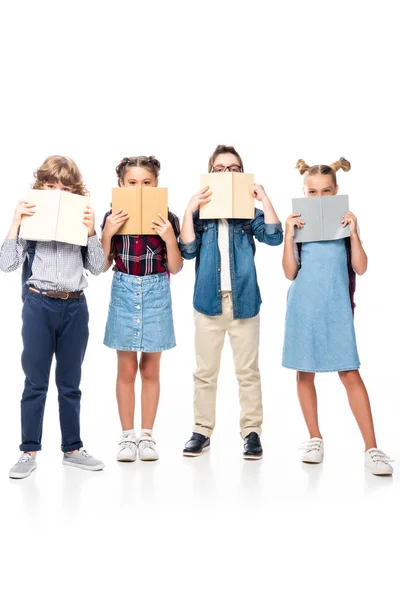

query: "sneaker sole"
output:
243 454 263 460
302 459 323 464
139 456 159 461
183 445 210 457
62 460 104 471
9 466 37 479
117 456 137 462
365 466 393 476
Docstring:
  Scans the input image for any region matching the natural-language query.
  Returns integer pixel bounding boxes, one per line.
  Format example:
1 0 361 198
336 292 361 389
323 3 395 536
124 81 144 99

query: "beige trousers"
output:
193 292 262 439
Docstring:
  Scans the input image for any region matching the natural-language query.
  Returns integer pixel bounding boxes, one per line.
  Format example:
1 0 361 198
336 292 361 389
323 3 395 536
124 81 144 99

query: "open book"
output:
112 187 168 235
292 195 350 243
19 189 89 246
199 173 255 219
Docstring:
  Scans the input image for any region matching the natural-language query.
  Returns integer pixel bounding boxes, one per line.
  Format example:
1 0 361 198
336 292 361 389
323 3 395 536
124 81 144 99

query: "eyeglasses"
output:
211 164 243 173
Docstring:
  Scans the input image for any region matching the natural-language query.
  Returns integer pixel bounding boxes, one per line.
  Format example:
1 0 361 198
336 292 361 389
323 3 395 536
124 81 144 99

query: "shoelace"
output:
299 440 323 452
119 437 137 450
18 453 32 463
368 449 394 464
139 439 156 450
78 449 91 458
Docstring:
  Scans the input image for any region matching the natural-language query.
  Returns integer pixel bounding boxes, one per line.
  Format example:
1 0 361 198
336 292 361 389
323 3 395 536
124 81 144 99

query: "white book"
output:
19 189 89 246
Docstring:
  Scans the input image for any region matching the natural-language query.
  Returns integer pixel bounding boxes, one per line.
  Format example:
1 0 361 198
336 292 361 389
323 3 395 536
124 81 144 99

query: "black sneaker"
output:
243 432 263 460
183 433 210 457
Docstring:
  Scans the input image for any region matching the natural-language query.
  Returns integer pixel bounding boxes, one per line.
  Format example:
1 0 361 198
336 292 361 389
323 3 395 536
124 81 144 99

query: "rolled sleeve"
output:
179 238 198 259
85 234 106 275
251 210 283 246
0 237 27 272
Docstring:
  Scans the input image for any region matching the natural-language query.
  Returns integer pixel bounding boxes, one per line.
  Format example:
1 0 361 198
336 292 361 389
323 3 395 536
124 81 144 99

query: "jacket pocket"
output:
233 223 252 249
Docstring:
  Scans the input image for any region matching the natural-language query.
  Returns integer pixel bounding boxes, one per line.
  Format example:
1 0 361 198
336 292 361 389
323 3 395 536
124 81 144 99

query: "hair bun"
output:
296 159 310 175
147 155 161 170
330 157 351 173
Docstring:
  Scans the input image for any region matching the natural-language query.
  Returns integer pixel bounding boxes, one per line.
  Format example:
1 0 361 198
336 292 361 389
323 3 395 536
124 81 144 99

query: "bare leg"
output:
297 372 322 439
338 370 377 450
116 351 138 430
140 352 162 430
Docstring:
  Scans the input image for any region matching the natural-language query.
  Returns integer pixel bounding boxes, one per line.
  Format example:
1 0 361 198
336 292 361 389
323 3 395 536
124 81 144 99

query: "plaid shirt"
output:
102 211 180 276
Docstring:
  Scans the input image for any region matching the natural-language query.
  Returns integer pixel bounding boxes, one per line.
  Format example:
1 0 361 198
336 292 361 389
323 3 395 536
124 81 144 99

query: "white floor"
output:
2 308 399 599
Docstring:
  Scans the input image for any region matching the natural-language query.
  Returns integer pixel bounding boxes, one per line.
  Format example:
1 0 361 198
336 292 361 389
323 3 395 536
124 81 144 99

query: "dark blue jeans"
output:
20 292 89 452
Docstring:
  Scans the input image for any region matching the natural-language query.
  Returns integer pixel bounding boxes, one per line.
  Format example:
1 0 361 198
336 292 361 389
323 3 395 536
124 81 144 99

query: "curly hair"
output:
32 155 88 196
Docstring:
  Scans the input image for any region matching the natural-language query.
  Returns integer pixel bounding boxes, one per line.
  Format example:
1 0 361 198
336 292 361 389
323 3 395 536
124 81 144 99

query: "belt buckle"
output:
61 292 70 300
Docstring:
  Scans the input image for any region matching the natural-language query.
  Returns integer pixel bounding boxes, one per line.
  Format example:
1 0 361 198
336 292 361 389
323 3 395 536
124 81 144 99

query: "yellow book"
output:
19 189 88 246
112 187 168 235
199 173 255 219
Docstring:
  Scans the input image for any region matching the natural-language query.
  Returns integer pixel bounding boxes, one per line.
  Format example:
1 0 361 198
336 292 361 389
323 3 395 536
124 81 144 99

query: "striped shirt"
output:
102 210 180 276
0 235 105 291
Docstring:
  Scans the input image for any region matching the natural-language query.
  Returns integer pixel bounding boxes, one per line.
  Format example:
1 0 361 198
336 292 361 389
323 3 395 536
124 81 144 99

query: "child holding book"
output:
0 155 106 479
180 145 283 459
101 156 182 462
282 158 393 475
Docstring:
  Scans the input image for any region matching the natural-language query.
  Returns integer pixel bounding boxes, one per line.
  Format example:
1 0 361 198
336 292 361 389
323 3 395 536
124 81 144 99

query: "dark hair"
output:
296 157 351 186
208 144 244 173
115 155 161 185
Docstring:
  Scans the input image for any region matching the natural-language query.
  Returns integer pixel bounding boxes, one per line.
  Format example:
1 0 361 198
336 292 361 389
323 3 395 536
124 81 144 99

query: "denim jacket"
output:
179 208 283 319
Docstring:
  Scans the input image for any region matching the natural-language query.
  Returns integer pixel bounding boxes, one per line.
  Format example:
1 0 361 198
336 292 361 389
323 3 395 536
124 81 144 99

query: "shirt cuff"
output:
1 238 18 250
87 234 101 249
179 238 197 254
264 222 283 235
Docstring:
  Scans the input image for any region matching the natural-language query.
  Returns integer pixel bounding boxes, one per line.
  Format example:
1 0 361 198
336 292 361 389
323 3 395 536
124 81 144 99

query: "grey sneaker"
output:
62 448 104 471
9 453 37 479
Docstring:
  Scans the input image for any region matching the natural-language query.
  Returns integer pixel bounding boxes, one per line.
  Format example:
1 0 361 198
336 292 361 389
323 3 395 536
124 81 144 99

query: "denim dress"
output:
282 239 360 372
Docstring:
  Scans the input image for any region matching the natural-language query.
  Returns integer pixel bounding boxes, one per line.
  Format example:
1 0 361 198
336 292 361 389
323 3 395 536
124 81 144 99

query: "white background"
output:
1 1 399 598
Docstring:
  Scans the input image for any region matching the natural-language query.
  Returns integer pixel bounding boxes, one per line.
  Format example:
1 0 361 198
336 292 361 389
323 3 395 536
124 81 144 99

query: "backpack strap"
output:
21 241 37 302
345 237 356 314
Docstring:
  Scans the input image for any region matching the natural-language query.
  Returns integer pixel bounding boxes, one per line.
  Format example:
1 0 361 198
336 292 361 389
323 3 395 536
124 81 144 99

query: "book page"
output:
199 173 233 219
19 189 60 241
141 188 168 235
292 197 323 243
55 191 89 246
232 173 255 219
112 187 141 235
322 195 350 240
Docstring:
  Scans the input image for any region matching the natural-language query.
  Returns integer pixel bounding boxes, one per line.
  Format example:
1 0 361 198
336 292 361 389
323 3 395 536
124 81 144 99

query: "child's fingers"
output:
199 186 210 193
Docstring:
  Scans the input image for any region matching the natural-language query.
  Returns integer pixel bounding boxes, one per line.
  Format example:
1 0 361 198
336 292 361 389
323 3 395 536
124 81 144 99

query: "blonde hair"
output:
296 157 351 186
32 155 88 196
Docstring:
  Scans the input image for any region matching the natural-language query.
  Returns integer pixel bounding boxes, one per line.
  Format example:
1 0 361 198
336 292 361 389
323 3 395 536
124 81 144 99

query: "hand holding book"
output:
152 213 175 244
187 186 213 214
82 205 96 237
342 211 358 235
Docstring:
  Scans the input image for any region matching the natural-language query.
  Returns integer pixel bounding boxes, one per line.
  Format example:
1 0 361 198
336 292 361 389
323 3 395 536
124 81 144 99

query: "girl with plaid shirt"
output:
101 156 182 462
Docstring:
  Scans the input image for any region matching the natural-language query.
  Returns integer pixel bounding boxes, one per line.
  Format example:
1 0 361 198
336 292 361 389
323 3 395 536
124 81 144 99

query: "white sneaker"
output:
117 434 137 462
138 435 159 461
365 448 393 476
300 438 324 463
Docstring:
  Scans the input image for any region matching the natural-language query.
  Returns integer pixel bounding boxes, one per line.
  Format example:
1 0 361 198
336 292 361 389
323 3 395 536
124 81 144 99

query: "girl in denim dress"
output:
101 156 182 462
282 158 392 475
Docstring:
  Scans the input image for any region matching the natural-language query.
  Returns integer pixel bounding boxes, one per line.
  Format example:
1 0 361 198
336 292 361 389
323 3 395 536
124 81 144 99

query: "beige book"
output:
199 173 255 219
112 187 168 235
19 189 89 246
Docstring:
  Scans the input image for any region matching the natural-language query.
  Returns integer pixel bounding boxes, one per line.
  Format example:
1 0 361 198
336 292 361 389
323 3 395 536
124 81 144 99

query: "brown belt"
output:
28 287 84 300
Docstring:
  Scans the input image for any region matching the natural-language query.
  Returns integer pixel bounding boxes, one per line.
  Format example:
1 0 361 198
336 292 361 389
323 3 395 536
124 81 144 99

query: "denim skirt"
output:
104 271 176 352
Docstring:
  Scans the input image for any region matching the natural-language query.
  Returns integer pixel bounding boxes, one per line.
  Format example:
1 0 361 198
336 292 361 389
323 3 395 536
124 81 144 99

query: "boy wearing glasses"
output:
179 145 283 459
